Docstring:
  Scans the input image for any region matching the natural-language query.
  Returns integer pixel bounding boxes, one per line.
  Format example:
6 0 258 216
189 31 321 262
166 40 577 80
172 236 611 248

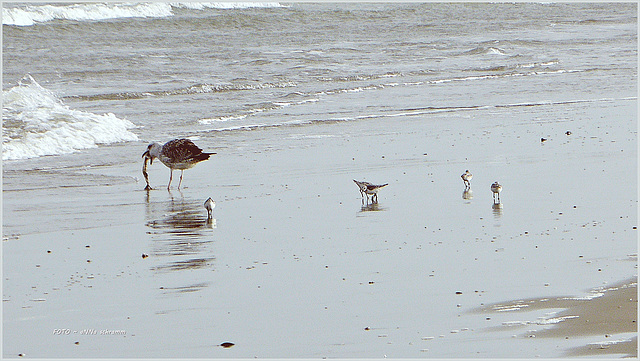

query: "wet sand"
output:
476 278 637 357
3 97 637 358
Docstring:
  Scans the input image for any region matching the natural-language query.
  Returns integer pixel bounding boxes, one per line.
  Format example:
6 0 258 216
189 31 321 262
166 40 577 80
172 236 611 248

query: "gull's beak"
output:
142 150 153 165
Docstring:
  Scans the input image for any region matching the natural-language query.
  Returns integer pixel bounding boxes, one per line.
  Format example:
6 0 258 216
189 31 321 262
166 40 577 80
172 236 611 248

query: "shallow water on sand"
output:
4 99 637 357
3 2 637 358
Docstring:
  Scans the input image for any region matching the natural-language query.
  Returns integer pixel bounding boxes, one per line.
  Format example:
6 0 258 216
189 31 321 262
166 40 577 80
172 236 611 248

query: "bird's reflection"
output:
205 217 217 229
145 191 214 232
492 202 503 218
143 192 216 276
359 201 385 213
462 188 473 200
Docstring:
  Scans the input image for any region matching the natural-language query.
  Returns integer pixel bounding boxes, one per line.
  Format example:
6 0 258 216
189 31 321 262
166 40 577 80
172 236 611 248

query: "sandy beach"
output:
3 2 637 358
3 95 637 358
477 278 637 358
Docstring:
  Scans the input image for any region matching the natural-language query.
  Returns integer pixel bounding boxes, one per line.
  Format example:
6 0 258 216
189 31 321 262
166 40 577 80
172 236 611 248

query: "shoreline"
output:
476 278 638 358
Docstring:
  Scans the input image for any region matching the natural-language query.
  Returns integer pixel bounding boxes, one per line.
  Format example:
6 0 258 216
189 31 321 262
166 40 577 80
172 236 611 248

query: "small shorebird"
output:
204 197 215 219
353 179 388 203
491 181 502 203
142 138 215 190
353 179 371 197
461 170 472 188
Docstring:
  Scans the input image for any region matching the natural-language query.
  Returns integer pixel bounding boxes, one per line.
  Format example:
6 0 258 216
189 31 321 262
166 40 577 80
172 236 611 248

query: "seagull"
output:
142 138 215 190
353 179 388 203
491 181 502 203
204 197 215 219
461 170 472 188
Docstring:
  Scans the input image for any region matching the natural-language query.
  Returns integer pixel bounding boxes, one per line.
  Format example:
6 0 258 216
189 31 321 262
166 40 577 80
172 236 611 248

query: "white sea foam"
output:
2 3 173 26
2 2 286 26
535 315 579 325
560 292 604 301
198 98 317 125
198 114 248 124
2 75 139 161
171 2 286 10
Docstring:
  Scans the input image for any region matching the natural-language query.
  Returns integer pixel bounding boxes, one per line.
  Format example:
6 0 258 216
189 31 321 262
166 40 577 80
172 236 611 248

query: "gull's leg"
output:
178 170 184 189
167 169 173 190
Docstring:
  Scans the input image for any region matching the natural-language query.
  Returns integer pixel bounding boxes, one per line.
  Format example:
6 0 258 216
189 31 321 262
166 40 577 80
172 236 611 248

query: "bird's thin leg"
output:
167 169 173 190
178 170 184 189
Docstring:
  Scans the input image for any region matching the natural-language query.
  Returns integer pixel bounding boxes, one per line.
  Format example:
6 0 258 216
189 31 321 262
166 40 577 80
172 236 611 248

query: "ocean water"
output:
3 2 636 163
2 2 638 358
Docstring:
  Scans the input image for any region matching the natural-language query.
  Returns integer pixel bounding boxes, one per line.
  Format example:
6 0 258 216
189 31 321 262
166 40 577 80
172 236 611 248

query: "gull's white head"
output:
142 142 162 164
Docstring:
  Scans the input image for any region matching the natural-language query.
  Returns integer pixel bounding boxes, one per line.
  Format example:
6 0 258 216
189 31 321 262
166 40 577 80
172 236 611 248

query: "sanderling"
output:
204 197 215 219
353 179 388 203
461 170 472 188
353 179 371 197
491 181 502 203
142 138 215 190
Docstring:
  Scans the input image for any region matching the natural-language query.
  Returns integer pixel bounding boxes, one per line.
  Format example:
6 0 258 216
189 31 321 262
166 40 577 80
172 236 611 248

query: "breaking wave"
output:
67 81 298 102
2 75 139 161
2 2 286 26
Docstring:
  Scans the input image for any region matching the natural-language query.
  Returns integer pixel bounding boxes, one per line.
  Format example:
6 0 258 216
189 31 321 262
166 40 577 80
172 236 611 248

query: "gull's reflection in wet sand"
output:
144 191 216 277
